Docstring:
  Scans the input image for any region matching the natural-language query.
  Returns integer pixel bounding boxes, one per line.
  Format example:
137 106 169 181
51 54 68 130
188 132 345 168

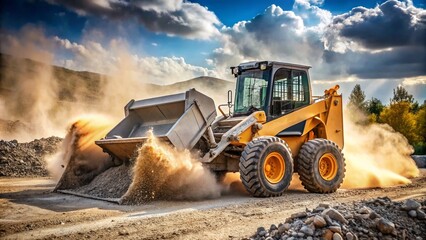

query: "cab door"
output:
269 68 310 119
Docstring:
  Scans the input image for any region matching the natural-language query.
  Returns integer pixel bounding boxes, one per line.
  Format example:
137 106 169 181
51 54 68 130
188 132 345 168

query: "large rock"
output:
408 210 417 218
313 215 327 228
322 229 334 240
332 233 343 240
290 212 307 219
322 208 348 224
401 199 421 211
346 232 355 240
375 218 396 235
357 206 372 215
300 225 314 236
417 210 426 220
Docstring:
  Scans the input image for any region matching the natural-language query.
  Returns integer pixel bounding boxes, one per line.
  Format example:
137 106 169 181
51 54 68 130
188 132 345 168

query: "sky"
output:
0 0 425 103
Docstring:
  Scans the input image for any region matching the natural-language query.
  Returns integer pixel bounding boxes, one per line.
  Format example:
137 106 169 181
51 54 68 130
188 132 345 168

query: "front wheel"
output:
297 139 345 193
239 137 294 197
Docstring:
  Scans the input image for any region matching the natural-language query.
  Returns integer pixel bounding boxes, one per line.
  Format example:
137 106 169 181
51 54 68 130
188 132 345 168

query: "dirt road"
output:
1 170 426 240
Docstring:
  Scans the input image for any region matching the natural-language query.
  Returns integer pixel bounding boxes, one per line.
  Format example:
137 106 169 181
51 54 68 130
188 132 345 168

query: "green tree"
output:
348 84 366 112
380 102 420 145
411 101 420 113
391 85 414 104
366 97 384 122
414 104 426 154
417 104 426 140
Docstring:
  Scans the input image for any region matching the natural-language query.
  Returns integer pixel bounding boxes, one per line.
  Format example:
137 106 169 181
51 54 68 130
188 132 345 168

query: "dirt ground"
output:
1 170 426 240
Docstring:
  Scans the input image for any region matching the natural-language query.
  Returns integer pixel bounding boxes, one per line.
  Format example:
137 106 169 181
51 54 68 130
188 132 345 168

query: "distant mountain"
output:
169 76 234 91
0 53 234 103
0 53 235 137
0 53 106 103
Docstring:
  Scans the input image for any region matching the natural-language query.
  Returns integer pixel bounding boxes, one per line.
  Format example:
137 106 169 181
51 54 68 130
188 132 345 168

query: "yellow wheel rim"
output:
318 153 338 181
263 152 285 184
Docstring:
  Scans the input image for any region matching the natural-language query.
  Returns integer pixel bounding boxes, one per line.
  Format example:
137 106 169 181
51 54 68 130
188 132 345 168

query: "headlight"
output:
231 67 239 76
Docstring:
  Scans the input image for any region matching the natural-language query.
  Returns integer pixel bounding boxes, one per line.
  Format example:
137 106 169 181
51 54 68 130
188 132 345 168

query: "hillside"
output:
0 53 234 139
0 54 105 102
0 53 234 103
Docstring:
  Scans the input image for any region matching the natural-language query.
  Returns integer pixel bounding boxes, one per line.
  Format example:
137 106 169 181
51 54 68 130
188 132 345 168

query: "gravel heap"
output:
0 137 62 177
71 164 132 200
249 197 426 240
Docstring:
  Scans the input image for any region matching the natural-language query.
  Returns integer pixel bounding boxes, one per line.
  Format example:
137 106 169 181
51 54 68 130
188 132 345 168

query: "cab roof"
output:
238 61 311 71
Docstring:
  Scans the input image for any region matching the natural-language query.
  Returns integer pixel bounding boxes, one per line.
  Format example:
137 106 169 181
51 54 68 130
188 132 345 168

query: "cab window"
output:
270 68 310 117
234 70 269 115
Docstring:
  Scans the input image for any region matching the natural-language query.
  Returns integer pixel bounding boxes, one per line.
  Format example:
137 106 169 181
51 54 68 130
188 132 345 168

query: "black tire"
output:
297 139 345 193
239 137 293 197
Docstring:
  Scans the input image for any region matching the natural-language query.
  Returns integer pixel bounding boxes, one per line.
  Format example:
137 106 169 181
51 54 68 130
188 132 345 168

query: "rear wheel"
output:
297 139 345 193
239 137 293 197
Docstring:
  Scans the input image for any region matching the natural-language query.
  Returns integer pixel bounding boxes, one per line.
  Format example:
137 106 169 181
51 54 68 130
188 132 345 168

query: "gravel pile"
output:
0 137 62 177
249 197 426 240
71 164 132 199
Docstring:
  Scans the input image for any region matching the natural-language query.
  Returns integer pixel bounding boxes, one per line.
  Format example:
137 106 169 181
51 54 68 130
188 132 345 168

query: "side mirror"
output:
231 67 240 77
218 90 234 118
227 90 233 107
227 90 233 117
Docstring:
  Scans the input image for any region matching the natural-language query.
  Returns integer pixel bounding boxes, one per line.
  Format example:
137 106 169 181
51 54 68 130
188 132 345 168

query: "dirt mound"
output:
70 164 132 199
0 137 62 177
249 197 426 240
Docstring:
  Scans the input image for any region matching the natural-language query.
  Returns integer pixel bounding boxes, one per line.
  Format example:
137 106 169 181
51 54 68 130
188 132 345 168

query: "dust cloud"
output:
341 110 419 188
0 29 152 141
48 115 114 188
0 26 232 142
221 172 250 195
122 130 222 204
0 26 59 141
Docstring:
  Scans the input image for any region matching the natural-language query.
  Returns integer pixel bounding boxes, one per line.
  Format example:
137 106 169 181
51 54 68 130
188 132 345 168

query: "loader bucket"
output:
96 88 217 160
54 88 217 203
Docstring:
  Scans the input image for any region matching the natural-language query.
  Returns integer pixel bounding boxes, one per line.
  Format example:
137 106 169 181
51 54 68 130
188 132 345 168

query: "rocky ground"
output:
0 137 62 177
0 171 425 240
249 198 426 240
0 135 425 239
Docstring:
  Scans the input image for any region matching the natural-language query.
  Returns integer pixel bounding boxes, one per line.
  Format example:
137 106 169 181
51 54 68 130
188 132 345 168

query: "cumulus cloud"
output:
322 0 426 78
211 0 426 81
402 76 426 85
325 0 426 51
210 5 320 74
47 0 221 40
292 0 332 27
133 0 181 13
53 35 216 84
135 56 217 84
210 4 330 79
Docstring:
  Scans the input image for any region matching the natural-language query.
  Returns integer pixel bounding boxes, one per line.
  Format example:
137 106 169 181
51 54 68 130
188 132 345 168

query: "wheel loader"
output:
55 60 345 200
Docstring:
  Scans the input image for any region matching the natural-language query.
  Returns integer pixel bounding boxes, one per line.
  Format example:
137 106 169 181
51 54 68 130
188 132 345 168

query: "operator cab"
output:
231 61 312 120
